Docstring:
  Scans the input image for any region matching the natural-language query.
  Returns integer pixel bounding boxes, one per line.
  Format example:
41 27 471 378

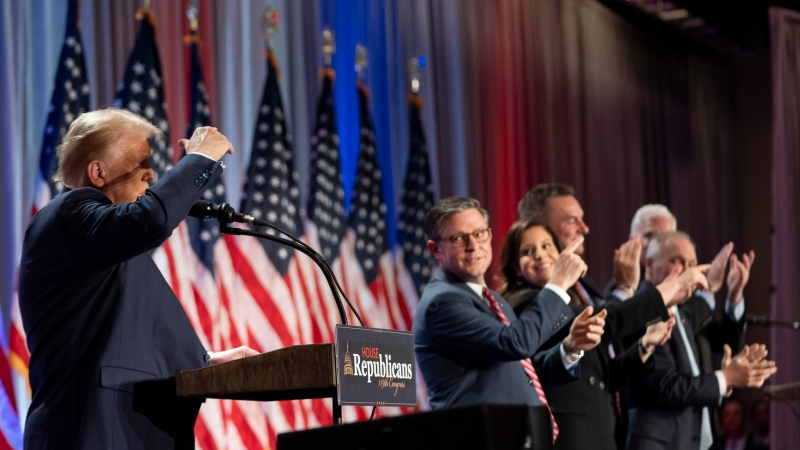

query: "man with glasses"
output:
413 196 605 440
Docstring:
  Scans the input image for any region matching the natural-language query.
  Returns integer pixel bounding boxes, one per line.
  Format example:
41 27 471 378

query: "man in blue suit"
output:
413 196 606 440
626 231 776 450
18 109 256 449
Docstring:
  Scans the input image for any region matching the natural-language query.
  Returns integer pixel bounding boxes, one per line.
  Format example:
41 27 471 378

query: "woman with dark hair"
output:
498 219 678 449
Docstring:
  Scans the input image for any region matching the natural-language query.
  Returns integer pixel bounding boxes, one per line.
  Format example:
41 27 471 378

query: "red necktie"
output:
574 281 590 306
482 287 559 442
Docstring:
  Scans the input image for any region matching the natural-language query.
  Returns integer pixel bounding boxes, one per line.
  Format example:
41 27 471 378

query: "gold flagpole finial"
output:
322 29 335 68
262 8 279 50
355 45 368 81
187 6 198 33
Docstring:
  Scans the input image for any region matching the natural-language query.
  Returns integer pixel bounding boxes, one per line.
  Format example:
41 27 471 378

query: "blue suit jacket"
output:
413 268 575 410
19 155 224 449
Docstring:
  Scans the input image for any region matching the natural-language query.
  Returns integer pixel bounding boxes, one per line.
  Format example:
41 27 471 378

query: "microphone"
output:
746 314 800 329
746 315 770 325
188 201 266 226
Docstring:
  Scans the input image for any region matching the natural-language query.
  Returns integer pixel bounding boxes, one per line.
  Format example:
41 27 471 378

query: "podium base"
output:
276 403 552 450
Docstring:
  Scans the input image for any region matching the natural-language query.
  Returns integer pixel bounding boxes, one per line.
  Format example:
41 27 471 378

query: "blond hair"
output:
55 108 162 186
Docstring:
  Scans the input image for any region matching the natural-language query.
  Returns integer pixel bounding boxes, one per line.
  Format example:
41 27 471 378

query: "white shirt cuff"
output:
611 288 629 301
714 370 728 398
187 152 218 162
560 341 579 370
544 283 571 305
726 298 745 321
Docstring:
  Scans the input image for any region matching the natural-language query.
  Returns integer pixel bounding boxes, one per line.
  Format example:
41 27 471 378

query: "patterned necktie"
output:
671 306 714 450
574 280 592 307
482 286 559 442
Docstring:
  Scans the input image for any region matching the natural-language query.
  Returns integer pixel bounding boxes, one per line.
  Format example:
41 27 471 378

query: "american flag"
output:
303 70 375 423
397 93 435 296
164 30 241 450
112 9 171 178
343 82 405 332
304 68 349 342
9 0 89 443
225 51 334 448
396 92 435 411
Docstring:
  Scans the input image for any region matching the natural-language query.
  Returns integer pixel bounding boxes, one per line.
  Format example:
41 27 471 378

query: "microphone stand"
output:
210 203 364 425
219 224 352 327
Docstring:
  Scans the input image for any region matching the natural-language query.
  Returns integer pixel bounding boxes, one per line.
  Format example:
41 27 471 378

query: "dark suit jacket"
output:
627 296 722 450
509 286 669 449
413 269 575 410
19 155 224 449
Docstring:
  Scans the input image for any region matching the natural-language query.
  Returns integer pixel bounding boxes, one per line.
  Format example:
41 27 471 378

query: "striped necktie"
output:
483 286 559 442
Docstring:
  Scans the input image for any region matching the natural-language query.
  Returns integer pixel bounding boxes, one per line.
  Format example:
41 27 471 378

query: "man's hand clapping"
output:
727 251 754 304
614 236 642 295
721 343 777 388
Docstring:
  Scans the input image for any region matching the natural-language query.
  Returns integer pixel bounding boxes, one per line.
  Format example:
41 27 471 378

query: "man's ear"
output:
426 240 441 264
644 257 654 279
85 161 106 188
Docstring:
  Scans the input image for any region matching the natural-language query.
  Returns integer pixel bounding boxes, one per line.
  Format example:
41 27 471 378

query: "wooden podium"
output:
175 343 342 421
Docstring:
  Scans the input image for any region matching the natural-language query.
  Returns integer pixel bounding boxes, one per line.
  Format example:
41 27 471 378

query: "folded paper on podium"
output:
176 343 336 402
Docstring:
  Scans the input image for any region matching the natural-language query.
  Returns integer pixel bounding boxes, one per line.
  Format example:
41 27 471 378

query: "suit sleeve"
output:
423 288 574 362
700 308 746 355
60 155 224 272
601 287 670 341
608 340 653 392
642 337 721 408
534 341 579 388
679 295 715 334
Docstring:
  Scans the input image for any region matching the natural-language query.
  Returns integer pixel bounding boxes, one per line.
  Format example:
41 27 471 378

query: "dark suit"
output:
627 296 722 449
19 154 223 449
509 286 669 449
413 269 575 410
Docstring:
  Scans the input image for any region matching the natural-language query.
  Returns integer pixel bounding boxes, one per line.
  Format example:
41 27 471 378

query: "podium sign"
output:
335 325 416 407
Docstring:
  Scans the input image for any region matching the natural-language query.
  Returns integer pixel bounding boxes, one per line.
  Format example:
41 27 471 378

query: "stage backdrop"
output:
1 0 788 448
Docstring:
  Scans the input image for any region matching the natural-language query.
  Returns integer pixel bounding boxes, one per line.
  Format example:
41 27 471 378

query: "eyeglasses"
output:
439 228 491 247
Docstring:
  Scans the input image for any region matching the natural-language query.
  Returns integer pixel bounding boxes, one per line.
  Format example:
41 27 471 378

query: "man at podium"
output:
18 109 256 449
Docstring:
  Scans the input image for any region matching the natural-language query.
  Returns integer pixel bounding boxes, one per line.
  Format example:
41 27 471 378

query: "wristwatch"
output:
566 349 584 363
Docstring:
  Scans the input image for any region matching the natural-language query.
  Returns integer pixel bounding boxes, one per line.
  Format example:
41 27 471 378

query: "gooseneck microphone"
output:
188 201 266 226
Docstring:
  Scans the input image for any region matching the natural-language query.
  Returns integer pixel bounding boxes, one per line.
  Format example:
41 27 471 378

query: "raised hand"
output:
721 343 777 388
726 250 754 304
179 126 234 160
614 236 642 296
564 307 607 353
706 242 734 293
550 236 589 291
656 264 711 307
